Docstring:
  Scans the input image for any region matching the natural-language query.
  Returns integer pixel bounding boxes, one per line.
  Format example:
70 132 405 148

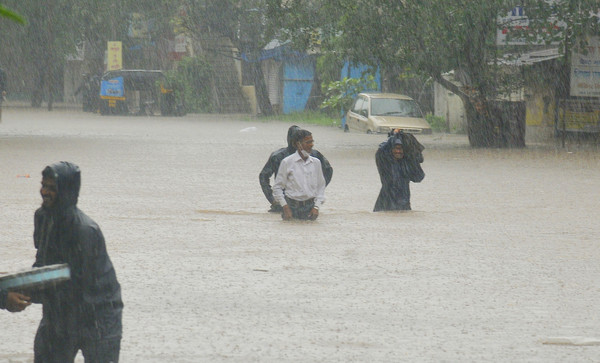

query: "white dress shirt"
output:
273 151 326 209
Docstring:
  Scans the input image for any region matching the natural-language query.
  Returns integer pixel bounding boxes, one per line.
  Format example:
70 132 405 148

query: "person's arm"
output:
76 223 122 314
1 288 31 312
406 159 425 183
77 225 105 302
259 155 276 205
273 159 293 220
313 159 326 209
313 150 333 186
309 160 326 220
272 159 288 208
375 142 392 185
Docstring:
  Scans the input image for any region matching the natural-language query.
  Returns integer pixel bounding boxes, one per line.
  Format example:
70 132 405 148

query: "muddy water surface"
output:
1 109 600 362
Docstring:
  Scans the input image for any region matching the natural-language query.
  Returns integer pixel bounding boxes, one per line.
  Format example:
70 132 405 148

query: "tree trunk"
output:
47 88 54 111
464 99 500 147
465 99 526 148
434 74 525 148
252 61 273 116
46 5 54 112
31 71 44 108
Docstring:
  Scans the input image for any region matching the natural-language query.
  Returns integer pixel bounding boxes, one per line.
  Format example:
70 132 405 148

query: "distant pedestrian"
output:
0 67 7 121
273 129 326 220
374 131 425 211
259 125 332 213
32 161 123 362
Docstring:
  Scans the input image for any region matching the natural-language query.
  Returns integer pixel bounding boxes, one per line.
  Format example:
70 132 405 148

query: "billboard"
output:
100 77 124 99
107 41 123 71
497 6 564 46
570 36 600 97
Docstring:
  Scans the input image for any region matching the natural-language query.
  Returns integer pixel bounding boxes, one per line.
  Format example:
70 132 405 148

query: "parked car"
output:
345 93 432 134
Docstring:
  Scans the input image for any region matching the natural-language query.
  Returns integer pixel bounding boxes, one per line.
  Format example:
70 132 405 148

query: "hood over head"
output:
42 161 81 210
287 125 301 149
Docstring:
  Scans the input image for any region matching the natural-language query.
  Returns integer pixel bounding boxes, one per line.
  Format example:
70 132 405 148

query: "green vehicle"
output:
99 69 185 116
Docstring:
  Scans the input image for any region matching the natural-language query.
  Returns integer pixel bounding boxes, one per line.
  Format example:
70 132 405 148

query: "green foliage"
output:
320 75 377 117
164 56 213 113
316 53 343 86
180 0 276 115
269 0 600 146
425 113 447 133
0 3 25 24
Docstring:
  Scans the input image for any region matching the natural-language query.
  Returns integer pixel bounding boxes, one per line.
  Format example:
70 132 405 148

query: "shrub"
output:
426 113 447 132
320 75 377 117
164 56 212 113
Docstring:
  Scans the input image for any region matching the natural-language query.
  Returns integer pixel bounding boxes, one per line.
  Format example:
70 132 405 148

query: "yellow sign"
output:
107 41 122 71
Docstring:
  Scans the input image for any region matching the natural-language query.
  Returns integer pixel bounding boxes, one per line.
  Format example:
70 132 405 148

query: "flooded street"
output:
1 109 600 362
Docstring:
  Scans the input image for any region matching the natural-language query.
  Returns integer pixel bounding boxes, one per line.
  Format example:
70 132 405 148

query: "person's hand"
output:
282 205 293 220
308 207 319 220
388 129 402 137
268 203 282 213
6 292 31 312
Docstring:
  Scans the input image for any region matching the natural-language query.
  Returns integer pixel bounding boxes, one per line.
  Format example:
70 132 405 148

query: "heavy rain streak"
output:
2 1 600 362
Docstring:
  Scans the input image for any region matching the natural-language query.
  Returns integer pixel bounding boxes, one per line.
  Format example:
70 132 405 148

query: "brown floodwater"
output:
1 108 600 362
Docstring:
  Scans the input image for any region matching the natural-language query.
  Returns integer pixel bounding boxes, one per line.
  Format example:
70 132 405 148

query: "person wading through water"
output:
374 130 425 211
259 125 333 213
273 129 326 220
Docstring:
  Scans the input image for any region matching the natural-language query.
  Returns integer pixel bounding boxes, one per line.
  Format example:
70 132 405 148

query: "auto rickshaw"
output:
99 69 185 116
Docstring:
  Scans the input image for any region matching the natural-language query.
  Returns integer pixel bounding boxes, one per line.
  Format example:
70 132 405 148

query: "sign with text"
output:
107 41 122 71
100 77 124 99
497 6 564 46
570 36 600 97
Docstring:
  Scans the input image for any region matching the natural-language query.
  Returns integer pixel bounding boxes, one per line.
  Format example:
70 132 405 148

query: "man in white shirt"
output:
273 129 326 220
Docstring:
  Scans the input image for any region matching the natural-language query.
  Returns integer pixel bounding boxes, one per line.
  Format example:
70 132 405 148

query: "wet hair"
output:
287 125 301 148
293 129 312 145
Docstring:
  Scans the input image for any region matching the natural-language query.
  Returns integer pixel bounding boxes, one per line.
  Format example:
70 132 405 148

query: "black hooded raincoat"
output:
373 133 425 211
0 288 9 310
33 162 122 343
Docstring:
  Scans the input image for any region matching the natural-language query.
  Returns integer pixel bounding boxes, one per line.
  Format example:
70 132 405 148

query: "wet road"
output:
1 109 600 362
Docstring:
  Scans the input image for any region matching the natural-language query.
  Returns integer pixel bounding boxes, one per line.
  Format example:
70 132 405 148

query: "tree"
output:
320 75 377 118
4 0 80 110
179 0 274 115
2 0 173 110
268 0 599 147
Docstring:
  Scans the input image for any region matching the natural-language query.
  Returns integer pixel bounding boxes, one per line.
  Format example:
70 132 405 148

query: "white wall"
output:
433 81 467 133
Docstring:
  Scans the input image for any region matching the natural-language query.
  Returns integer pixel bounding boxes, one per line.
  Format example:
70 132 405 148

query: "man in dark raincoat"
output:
374 131 425 211
32 161 123 362
259 125 333 213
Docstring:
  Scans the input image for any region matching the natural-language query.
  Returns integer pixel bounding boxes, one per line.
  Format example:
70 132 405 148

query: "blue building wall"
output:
341 62 381 90
283 57 315 114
